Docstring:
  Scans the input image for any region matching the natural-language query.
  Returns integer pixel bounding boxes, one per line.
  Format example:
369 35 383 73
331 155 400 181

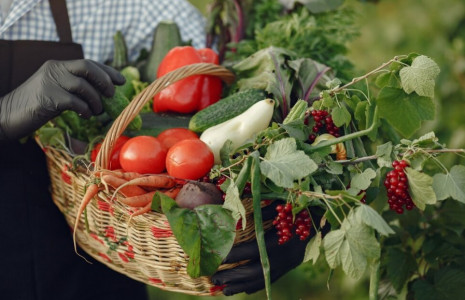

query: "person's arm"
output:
0 59 125 140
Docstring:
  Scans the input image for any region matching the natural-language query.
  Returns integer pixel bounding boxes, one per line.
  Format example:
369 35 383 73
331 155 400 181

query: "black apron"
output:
0 1 147 299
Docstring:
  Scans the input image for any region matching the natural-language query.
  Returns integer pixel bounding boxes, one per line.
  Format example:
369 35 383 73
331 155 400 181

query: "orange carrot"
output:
101 174 146 197
130 201 153 218
94 169 142 181
118 191 156 207
73 183 99 260
161 187 181 199
126 175 176 189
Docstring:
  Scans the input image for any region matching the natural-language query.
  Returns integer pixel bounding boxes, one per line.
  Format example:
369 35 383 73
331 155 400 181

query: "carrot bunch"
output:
72 169 183 257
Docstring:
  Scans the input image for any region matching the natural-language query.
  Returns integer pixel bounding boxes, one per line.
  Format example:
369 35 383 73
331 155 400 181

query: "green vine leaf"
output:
355 204 395 236
323 211 380 280
411 267 465 300
331 105 351 127
350 168 377 191
223 181 247 229
304 231 322 264
375 141 393 168
260 137 318 188
399 55 440 98
432 165 465 203
377 87 435 137
405 167 437 210
385 248 418 292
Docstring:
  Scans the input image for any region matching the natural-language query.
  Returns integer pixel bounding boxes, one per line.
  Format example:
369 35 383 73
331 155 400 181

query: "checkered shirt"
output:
0 0 206 63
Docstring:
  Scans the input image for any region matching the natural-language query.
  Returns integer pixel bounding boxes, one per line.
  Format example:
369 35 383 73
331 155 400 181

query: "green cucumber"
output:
189 89 267 133
110 31 128 70
102 90 142 131
141 21 182 83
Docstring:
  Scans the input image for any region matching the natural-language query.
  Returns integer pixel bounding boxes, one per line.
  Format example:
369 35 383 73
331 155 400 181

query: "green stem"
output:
369 258 380 300
310 106 379 152
251 153 272 300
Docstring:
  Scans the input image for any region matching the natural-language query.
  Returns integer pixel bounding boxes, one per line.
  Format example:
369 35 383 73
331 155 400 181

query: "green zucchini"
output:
141 21 182 83
189 89 267 133
110 31 128 70
101 90 142 131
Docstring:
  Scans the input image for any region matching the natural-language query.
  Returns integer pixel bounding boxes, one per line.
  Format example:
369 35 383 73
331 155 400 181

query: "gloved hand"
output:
0 59 125 140
211 202 327 296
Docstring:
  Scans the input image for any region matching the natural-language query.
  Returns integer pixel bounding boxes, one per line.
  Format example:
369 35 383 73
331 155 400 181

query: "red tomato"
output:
119 136 167 174
91 136 130 170
166 139 214 180
157 128 199 150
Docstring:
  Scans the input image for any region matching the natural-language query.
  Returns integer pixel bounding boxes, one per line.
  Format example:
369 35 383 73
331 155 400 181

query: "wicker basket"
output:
36 63 273 296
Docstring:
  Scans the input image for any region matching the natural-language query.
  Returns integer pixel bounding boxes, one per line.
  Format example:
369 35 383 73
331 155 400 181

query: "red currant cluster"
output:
273 203 312 245
308 109 341 143
384 160 415 214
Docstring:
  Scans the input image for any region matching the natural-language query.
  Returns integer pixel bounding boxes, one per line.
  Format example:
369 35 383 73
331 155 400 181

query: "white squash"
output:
200 99 275 164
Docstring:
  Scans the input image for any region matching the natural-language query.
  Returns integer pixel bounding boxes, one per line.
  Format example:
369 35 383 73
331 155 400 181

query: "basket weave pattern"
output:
38 63 272 296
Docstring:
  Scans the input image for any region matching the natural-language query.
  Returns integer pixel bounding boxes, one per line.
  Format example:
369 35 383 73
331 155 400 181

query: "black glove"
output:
211 203 326 296
0 59 125 140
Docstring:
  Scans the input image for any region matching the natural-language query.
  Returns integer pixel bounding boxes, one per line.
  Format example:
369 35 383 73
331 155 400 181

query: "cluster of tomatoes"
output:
90 128 214 180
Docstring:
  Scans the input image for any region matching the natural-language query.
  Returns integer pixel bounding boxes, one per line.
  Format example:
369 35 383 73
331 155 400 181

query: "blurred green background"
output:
146 0 465 299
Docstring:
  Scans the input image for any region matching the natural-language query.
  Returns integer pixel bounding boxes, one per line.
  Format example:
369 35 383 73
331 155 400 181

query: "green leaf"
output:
223 182 247 230
385 248 417 292
260 137 318 188
304 231 322 264
331 105 351 127
375 142 393 168
433 165 465 203
375 71 401 89
232 46 290 92
281 120 308 141
354 101 367 125
321 91 335 108
323 229 344 268
160 193 236 278
411 280 439 300
326 160 344 175
350 168 377 191
288 58 332 100
355 204 395 236
323 211 380 279
399 55 440 98
411 131 439 147
405 167 437 210
412 267 465 300
377 87 435 137
35 125 65 149
219 140 235 167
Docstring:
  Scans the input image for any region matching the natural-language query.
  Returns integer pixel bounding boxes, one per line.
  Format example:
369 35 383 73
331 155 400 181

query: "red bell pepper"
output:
153 46 223 114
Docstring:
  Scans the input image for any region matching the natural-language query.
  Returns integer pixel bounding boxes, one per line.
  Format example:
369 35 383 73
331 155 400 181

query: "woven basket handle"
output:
95 63 235 170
